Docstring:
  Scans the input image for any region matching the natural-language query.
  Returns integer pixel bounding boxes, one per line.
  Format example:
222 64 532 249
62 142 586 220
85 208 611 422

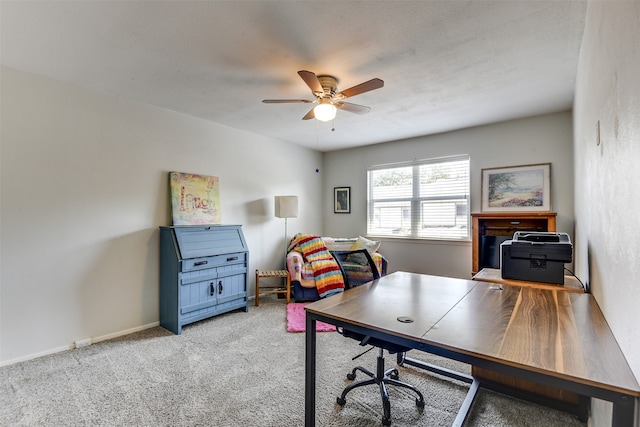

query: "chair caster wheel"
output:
346 373 356 380
388 368 399 380
336 396 346 406
416 398 425 408
382 416 391 426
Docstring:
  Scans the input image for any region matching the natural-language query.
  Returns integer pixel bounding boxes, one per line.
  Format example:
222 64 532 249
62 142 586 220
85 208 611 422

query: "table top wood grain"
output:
306 272 477 342
305 271 640 397
426 282 639 396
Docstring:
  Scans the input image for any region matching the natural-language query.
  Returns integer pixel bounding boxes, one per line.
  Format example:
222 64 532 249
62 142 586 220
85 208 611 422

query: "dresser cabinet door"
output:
179 270 218 320
215 272 247 309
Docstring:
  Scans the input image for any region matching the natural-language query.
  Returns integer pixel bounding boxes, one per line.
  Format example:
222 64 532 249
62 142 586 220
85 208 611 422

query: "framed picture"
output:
334 187 351 214
481 163 551 212
170 171 221 225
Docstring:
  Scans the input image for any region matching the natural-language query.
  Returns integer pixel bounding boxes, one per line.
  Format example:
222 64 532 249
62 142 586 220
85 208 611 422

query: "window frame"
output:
366 154 470 241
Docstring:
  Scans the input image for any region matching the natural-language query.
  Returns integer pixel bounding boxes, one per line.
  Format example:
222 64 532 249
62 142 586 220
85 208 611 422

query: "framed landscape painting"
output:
481 163 551 212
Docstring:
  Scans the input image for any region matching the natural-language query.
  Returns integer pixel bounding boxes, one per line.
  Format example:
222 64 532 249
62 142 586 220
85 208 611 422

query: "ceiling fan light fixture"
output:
314 100 337 122
263 70 383 122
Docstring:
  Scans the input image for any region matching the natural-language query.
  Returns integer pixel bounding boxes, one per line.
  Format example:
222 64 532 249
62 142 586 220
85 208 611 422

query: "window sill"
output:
367 235 471 246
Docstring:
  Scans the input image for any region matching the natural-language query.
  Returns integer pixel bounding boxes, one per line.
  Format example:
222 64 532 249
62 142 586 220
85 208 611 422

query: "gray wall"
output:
573 3 640 425
322 112 575 279
4 11 639 426
0 66 323 364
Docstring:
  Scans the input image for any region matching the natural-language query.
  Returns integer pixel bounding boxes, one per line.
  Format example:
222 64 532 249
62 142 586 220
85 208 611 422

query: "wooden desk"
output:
472 267 586 411
472 267 585 293
304 272 639 427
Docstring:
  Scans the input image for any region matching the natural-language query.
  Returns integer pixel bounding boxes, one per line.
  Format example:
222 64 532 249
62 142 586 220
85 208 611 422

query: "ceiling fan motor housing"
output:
316 75 338 98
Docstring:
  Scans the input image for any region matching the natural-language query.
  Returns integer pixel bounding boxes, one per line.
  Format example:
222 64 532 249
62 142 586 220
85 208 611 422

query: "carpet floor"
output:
0 296 587 426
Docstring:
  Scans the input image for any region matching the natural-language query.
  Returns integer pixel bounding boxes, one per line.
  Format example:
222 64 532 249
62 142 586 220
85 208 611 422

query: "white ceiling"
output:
1 1 587 152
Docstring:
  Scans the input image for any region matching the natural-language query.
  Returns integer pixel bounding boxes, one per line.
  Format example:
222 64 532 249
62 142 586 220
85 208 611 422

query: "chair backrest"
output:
331 249 380 289
332 249 409 353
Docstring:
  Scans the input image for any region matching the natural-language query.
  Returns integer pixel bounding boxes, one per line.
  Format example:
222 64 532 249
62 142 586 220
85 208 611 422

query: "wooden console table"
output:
472 268 585 293
471 212 556 275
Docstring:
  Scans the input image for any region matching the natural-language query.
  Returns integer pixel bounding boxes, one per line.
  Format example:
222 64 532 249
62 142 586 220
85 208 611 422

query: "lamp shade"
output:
313 100 337 122
275 196 298 218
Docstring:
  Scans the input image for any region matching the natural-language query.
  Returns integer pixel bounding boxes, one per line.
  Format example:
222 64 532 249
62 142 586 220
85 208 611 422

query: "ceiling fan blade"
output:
335 102 371 115
302 107 315 120
262 99 314 103
336 78 384 99
298 70 324 96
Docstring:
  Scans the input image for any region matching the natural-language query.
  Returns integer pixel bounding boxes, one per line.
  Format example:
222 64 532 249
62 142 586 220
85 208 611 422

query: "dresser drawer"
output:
180 268 218 286
481 218 548 237
182 252 247 272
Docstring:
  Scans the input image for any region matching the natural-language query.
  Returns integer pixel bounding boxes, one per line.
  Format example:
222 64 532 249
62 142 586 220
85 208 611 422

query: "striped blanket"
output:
288 233 344 298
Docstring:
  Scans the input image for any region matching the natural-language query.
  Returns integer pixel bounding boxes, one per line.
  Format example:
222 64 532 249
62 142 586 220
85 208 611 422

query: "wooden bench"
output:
255 269 290 306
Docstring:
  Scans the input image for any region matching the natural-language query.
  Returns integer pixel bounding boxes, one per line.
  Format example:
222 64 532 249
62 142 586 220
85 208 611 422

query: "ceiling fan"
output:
262 70 384 122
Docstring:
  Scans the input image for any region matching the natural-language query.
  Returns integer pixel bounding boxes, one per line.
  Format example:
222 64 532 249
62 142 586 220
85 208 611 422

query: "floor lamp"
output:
275 195 298 262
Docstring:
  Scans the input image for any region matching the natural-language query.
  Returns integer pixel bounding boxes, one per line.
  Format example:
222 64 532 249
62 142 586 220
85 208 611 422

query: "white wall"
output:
573 2 640 426
323 112 575 279
0 67 323 364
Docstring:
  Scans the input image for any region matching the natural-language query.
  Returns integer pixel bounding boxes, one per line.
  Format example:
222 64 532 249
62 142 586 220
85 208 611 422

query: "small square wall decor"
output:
170 172 221 225
334 187 350 214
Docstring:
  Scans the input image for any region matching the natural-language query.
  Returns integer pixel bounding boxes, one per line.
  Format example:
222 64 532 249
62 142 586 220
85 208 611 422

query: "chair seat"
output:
339 328 411 355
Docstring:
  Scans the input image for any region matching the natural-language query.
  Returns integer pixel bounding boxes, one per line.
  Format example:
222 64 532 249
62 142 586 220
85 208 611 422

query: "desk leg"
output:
305 312 317 427
612 395 636 427
400 353 480 427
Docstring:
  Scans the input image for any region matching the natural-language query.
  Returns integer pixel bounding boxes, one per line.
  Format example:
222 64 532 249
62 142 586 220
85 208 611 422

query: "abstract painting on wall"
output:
170 172 221 225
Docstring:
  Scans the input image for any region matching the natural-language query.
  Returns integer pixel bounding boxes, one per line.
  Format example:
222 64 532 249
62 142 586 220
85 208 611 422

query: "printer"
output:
500 231 573 285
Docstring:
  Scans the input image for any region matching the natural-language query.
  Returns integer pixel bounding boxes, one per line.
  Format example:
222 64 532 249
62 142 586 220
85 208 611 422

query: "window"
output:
367 155 470 240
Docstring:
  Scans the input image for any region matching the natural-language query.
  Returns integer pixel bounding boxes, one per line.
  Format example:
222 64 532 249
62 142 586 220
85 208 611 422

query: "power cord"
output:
564 267 588 292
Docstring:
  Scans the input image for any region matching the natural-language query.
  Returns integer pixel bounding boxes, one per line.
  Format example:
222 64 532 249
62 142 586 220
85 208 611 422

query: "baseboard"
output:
0 321 160 367
90 321 160 345
0 344 75 367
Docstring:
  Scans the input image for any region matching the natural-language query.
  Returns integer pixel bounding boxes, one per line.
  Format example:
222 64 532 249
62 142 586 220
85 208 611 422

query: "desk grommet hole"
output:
397 316 414 323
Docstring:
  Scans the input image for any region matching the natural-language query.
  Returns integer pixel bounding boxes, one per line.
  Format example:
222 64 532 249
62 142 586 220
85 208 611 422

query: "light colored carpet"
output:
0 296 587 426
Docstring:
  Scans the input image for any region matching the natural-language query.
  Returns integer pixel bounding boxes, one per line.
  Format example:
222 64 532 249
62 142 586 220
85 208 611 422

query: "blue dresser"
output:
159 225 249 334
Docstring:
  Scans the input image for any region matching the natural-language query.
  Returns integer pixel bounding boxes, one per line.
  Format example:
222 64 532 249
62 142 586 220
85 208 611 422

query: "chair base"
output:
336 348 425 426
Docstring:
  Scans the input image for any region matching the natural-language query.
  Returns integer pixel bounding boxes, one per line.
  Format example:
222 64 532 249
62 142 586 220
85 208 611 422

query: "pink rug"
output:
286 302 335 333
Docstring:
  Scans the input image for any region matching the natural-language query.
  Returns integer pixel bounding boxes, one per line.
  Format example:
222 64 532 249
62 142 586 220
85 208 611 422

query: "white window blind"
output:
367 155 470 240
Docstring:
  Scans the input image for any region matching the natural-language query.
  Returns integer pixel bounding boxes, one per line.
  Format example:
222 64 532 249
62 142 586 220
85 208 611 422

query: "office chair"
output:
331 249 425 426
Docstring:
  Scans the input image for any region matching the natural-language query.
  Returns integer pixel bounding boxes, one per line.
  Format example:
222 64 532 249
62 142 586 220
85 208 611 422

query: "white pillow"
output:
351 236 381 255
324 237 356 251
